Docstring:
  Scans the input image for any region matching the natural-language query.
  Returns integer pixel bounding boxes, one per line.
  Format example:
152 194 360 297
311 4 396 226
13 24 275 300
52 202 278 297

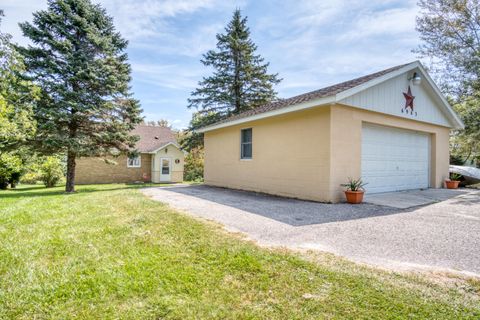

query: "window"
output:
127 155 141 168
241 128 252 159
161 159 170 174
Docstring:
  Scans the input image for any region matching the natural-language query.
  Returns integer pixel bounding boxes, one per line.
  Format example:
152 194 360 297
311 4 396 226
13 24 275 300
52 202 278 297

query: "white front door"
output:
361 123 430 193
160 158 171 182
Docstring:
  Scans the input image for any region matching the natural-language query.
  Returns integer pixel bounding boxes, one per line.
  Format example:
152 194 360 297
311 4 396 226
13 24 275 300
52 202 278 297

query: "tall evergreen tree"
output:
18 0 142 192
188 9 281 118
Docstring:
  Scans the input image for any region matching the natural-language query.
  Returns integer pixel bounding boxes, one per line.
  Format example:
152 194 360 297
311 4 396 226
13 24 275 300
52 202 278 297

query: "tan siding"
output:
204 107 331 201
76 154 152 184
151 145 184 183
329 104 450 202
204 104 450 203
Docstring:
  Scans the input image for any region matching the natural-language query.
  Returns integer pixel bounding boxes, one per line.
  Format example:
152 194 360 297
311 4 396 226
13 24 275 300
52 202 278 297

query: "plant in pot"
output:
341 178 367 204
445 173 462 189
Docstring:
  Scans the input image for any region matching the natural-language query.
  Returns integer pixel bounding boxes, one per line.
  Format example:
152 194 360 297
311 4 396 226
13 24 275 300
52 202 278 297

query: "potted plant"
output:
445 173 462 189
341 178 367 204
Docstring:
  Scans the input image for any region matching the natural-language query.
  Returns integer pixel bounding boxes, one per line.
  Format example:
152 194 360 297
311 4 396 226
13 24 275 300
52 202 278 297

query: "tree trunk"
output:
233 48 241 113
65 150 76 193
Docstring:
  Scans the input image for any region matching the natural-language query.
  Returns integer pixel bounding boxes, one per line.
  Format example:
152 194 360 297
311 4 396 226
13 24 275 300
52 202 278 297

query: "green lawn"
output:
0 184 479 319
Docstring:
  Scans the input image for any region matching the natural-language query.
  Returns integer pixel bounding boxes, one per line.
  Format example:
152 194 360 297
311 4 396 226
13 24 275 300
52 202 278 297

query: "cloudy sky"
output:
1 0 420 129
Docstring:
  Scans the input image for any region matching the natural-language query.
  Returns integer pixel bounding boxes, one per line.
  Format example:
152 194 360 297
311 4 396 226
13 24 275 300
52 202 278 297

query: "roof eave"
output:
146 141 187 155
197 61 465 132
337 61 464 130
196 96 336 133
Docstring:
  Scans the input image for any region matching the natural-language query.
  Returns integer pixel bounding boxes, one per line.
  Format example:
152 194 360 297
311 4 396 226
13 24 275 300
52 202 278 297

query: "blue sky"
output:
2 0 420 129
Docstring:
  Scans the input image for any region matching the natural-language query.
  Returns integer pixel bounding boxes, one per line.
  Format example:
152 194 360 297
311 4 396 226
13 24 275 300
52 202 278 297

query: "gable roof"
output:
197 61 464 132
131 125 177 153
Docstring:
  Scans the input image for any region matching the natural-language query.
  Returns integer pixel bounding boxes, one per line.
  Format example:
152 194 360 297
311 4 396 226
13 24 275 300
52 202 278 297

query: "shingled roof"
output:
199 63 410 130
131 125 177 153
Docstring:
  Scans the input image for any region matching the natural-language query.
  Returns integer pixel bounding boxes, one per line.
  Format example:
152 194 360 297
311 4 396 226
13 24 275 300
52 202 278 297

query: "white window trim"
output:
127 155 141 168
240 128 253 160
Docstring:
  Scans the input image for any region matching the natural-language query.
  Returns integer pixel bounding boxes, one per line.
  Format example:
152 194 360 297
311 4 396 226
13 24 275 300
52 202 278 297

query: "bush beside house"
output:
184 148 204 182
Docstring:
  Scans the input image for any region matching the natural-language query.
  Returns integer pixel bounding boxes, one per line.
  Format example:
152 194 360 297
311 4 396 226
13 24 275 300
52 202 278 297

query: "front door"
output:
160 158 171 182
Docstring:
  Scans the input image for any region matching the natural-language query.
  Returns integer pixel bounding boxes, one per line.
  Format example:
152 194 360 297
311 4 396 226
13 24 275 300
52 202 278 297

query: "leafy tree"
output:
450 96 480 165
18 0 142 192
40 156 65 188
187 9 281 134
416 0 480 95
0 153 22 189
181 112 223 151
416 0 480 166
0 10 37 151
0 10 38 188
183 147 204 182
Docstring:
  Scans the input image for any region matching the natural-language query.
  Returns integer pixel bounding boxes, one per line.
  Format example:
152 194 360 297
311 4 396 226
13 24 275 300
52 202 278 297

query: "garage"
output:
199 61 464 202
362 123 430 194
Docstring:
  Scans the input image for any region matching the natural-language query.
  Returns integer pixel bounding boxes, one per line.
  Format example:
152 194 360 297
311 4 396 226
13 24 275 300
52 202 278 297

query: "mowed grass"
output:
0 184 479 319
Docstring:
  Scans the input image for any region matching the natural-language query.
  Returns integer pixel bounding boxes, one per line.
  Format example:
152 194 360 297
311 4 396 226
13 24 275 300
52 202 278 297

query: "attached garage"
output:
198 61 464 202
361 123 430 193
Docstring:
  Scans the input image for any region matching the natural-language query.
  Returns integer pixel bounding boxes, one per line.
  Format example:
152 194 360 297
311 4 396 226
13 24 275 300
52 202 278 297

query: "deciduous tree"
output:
416 0 480 166
0 10 37 151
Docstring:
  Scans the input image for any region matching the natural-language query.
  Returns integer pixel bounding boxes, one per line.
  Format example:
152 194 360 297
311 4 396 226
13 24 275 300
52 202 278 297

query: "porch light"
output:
409 72 421 85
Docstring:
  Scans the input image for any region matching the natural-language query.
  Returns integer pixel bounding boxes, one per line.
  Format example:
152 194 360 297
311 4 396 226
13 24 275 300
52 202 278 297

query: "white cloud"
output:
131 62 205 90
96 0 220 40
1 0 47 45
338 6 418 41
1 0 423 130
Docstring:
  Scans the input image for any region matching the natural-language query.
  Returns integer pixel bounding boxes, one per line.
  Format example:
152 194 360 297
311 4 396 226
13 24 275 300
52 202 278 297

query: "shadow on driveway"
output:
155 185 406 226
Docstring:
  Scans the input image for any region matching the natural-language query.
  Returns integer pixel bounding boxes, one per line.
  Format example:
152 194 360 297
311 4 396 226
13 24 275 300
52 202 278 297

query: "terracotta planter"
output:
445 180 460 189
345 190 364 204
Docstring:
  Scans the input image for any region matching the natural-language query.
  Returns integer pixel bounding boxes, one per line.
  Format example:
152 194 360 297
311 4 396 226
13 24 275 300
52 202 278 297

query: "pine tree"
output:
188 9 281 118
18 0 142 192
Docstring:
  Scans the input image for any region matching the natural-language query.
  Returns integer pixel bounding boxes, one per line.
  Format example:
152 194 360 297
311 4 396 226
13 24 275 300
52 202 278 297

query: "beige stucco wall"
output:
151 145 184 183
204 107 331 201
204 104 451 203
329 104 450 202
76 154 152 184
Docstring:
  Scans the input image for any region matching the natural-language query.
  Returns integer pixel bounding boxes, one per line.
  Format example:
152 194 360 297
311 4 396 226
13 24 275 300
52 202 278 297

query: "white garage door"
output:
361 123 430 194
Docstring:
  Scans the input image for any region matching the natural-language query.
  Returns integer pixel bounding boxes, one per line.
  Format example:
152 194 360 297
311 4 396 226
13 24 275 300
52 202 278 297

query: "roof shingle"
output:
202 63 410 128
131 125 176 153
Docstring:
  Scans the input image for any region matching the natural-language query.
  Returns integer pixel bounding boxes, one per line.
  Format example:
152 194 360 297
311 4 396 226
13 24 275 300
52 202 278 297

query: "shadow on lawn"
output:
0 185 135 199
1 182 190 200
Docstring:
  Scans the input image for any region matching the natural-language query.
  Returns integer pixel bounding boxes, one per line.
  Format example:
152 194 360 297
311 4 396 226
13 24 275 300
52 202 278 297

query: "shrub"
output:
450 154 465 165
20 172 40 185
40 157 64 188
184 148 204 182
0 154 23 189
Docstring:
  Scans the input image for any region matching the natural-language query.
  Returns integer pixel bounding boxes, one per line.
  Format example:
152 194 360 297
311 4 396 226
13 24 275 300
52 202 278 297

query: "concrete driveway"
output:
142 185 480 276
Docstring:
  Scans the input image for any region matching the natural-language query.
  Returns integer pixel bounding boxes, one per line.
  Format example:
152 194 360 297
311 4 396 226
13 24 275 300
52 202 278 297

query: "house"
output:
76 125 184 184
197 61 464 203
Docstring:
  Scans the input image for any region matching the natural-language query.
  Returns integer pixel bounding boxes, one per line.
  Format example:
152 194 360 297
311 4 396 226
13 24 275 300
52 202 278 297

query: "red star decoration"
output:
403 85 415 110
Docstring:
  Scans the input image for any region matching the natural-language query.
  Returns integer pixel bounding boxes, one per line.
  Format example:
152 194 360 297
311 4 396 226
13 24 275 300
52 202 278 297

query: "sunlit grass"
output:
0 184 478 319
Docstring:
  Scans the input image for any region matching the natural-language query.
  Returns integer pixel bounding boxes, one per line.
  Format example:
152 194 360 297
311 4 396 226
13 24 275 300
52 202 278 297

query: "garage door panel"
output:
361 123 430 194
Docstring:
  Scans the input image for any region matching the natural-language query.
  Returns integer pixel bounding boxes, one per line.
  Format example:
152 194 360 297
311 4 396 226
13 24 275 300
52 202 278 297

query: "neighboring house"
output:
198 61 464 203
76 125 184 184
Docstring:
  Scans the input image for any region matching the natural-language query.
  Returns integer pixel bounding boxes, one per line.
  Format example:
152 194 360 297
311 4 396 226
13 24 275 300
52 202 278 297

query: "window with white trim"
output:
241 128 252 159
127 155 141 168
